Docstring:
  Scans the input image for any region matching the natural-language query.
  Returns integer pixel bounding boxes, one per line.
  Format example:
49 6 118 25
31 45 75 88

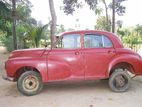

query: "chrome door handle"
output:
75 51 79 55
108 50 115 53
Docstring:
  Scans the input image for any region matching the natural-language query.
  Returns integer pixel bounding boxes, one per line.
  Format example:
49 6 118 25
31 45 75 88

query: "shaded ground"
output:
0 46 142 107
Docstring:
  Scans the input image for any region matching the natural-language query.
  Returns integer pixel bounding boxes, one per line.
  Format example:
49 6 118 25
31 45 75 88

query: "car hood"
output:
9 48 50 58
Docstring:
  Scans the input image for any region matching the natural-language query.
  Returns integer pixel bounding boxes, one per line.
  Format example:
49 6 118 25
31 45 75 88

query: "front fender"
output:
6 57 47 82
107 54 142 76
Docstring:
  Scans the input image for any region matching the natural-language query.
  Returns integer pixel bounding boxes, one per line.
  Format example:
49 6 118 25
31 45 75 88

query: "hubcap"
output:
23 75 39 92
114 75 127 89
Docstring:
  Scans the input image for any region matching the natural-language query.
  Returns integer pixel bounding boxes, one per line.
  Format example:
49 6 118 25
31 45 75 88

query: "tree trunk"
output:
112 0 115 33
102 0 110 31
102 0 108 24
49 0 57 48
12 0 17 50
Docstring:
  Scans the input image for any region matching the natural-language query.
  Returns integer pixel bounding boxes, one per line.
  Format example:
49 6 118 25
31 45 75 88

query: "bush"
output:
1 35 14 52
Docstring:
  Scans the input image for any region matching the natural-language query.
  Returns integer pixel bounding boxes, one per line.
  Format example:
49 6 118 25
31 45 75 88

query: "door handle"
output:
75 51 79 55
108 50 115 53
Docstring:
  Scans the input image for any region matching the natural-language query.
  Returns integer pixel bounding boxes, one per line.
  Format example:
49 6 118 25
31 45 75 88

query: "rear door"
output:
83 34 116 79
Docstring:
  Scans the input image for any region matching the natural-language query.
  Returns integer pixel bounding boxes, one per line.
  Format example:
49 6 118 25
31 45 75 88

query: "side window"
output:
103 36 113 48
84 34 113 48
62 34 81 49
84 34 103 48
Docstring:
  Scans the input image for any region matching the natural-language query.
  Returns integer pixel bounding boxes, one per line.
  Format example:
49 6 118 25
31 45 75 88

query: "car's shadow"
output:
42 80 109 93
2 77 142 97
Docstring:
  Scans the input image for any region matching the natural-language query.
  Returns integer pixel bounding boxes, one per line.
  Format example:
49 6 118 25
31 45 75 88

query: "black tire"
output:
109 68 131 92
17 71 43 96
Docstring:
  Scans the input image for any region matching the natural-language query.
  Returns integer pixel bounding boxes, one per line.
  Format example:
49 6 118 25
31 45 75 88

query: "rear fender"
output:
107 54 141 76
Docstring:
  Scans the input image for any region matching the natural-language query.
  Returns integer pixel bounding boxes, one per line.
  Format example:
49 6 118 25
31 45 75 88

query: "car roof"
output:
57 30 123 48
58 30 115 36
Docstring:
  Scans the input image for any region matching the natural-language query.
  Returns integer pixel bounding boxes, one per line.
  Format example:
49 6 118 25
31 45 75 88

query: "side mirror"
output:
41 43 48 48
44 44 48 48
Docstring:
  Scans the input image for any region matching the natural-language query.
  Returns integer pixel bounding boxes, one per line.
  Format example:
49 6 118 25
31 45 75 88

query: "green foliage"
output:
62 0 127 33
25 24 50 48
56 25 65 34
123 35 139 44
0 1 12 35
95 8 103 15
16 4 32 21
62 0 97 15
30 26 44 47
62 0 84 15
0 0 48 51
120 26 142 49
16 22 29 48
0 0 33 51
135 24 142 36
117 29 125 37
115 0 126 16
95 16 111 31
0 1 11 19
0 35 14 52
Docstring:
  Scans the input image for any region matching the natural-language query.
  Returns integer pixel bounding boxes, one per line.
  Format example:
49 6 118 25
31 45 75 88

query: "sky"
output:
30 0 142 30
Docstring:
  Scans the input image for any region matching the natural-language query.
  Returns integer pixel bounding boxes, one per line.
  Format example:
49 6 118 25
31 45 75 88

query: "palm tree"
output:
100 0 109 29
12 0 17 49
112 0 115 33
49 0 57 48
27 24 49 48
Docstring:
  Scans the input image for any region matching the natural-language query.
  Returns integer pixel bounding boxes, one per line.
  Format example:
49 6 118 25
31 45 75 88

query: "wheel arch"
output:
108 62 135 76
14 66 42 81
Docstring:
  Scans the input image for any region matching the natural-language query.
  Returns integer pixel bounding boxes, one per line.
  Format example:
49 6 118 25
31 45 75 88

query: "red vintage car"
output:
3 30 142 96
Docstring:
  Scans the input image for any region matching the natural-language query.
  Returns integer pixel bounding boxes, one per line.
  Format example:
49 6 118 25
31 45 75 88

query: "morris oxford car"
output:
3 30 142 96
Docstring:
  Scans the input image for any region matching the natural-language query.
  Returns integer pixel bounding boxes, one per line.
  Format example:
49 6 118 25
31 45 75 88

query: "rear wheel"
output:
109 68 131 92
17 71 43 96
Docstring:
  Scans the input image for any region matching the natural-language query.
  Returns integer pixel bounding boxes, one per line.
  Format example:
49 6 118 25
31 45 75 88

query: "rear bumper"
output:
2 74 14 81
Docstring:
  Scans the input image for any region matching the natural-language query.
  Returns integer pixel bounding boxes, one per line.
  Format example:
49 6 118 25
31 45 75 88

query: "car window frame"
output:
84 33 114 49
55 33 82 50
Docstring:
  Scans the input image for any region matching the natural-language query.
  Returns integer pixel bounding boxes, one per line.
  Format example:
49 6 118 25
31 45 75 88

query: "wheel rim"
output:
23 75 39 92
113 74 128 89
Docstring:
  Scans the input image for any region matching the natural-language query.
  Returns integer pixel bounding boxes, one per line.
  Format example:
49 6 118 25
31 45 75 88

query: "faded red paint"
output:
4 30 142 83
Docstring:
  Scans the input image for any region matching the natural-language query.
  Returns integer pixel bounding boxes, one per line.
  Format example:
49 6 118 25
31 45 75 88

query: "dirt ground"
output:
1 46 142 107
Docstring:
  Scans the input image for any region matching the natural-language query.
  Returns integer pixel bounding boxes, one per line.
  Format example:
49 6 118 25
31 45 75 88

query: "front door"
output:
47 33 84 81
83 34 116 79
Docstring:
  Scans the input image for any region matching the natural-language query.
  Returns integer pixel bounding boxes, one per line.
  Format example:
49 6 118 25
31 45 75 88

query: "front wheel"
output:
17 71 43 96
109 69 131 92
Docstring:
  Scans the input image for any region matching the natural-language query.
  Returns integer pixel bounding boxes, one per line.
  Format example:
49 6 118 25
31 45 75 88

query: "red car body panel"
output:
83 48 116 79
4 30 142 83
47 49 84 81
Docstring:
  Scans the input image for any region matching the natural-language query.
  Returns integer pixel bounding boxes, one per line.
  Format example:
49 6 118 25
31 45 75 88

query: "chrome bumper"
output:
2 74 14 81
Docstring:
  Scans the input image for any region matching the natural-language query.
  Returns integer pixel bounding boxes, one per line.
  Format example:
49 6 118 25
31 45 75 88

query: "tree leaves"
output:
109 0 126 16
95 16 111 31
62 0 98 15
63 0 83 15
85 0 98 10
